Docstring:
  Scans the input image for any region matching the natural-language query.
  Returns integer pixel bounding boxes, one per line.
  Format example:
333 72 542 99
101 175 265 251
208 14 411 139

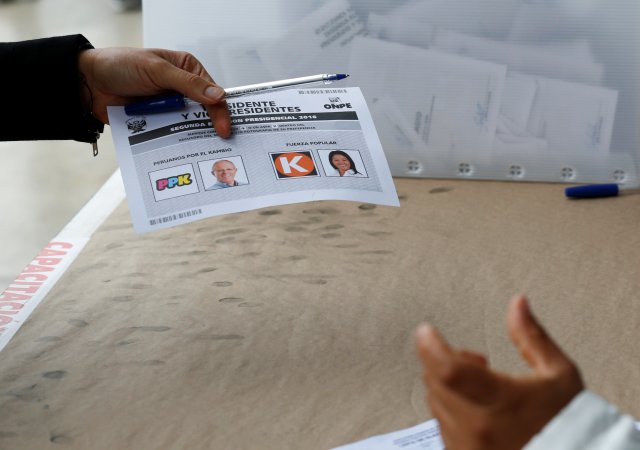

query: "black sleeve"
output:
0 34 104 143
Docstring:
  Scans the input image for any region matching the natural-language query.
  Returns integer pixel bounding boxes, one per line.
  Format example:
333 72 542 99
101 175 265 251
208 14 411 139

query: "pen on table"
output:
565 183 639 199
124 73 349 116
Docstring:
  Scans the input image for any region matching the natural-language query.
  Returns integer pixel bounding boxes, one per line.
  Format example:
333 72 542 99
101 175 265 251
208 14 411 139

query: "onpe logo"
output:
271 151 318 179
323 102 352 110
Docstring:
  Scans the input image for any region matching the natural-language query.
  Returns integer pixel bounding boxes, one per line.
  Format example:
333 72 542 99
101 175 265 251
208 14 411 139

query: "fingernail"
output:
204 85 225 101
416 324 432 341
514 295 530 315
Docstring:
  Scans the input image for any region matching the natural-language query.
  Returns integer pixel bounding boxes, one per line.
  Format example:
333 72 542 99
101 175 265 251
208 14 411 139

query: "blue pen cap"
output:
565 183 619 199
125 94 186 116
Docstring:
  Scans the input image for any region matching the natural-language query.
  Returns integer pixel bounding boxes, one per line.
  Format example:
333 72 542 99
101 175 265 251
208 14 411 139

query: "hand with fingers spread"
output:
416 295 584 450
77 47 231 138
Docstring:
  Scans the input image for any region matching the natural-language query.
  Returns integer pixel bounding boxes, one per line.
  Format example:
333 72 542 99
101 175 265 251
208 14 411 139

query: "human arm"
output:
0 34 230 145
0 35 103 143
415 294 585 450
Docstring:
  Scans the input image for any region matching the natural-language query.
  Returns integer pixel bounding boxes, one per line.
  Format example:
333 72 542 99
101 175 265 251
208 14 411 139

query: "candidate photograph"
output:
199 156 249 191
320 149 368 178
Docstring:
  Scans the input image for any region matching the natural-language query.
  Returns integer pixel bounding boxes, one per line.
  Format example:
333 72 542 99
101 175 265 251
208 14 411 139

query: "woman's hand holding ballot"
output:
78 47 232 138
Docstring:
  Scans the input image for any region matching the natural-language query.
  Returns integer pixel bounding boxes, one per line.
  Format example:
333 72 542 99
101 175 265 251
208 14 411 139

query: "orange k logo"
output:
271 151 319 179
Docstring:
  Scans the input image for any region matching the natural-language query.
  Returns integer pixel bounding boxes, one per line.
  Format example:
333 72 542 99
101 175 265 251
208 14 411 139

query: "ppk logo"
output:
149 163 200 201
156 173 192 191
270 151 319 179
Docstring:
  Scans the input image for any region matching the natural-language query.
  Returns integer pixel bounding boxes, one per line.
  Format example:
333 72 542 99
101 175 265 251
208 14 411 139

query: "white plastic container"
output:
144 0 640 185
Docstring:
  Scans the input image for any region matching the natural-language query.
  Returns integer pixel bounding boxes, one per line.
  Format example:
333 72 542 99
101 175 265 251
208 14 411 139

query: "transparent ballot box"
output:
144 0 640 185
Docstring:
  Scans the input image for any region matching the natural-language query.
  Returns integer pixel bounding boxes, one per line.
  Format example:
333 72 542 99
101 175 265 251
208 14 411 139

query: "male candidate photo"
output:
207 159 247 190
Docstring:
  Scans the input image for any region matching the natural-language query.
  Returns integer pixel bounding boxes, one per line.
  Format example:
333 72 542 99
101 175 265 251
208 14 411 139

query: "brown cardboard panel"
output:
1 178 639 449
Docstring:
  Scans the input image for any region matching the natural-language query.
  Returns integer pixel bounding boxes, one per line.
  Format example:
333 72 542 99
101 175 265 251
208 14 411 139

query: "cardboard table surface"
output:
1 178 639 449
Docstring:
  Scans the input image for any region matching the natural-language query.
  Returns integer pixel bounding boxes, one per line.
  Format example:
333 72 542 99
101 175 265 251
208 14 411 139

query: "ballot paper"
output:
255 0 366 79
432 30 604 85
108 87 399 233
525 75 618 154
366 12 435 49
332 419 444 450
500 72 538 133
376 0 521 40
370 96 430 176
349 37 506 158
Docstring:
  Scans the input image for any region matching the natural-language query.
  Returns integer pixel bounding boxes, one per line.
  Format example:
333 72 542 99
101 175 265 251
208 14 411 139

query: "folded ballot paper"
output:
108 87 399 233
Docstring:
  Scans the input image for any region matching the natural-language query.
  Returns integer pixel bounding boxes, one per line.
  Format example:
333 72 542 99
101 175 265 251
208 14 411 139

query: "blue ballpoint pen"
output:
125 73 349 116
565 183 639 199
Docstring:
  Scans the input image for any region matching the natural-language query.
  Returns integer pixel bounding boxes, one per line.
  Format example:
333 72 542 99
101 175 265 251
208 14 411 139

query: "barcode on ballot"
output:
298 89 347 94
149 208 203 226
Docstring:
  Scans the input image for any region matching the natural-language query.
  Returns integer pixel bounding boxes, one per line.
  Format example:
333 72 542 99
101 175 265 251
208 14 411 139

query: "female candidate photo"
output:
326 150 367 177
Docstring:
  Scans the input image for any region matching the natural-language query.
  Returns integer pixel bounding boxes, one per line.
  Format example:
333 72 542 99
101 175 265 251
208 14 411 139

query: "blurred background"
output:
0 0 141 291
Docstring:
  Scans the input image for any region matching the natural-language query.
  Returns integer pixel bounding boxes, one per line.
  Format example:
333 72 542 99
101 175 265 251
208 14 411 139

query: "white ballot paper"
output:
332 419 444 450
256 0 366 79
349 37 506 159
108 87 399 233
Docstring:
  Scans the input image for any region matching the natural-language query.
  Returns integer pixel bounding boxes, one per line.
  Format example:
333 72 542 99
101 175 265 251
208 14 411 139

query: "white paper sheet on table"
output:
108 87 399 233
332 419 444 450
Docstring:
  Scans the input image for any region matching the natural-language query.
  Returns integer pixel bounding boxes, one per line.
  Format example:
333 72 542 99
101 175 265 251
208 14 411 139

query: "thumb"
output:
151 59 226 105
507 295 573 376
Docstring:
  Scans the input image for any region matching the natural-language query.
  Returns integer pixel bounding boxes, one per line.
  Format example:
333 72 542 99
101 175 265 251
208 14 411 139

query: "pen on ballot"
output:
124 73 350 116
565 183 639 199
